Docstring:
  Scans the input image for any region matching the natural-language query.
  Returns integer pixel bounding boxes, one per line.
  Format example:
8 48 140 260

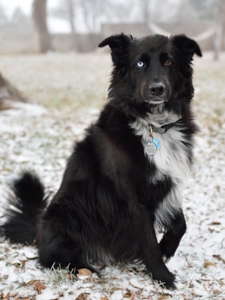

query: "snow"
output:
36 288 59 300
1 101 48 116
110 290 123 300
0 53 225 299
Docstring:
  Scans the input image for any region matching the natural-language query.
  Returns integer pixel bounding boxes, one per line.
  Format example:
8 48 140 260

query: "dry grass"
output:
0 53 111 112
0 51 224 123
193 52 225 128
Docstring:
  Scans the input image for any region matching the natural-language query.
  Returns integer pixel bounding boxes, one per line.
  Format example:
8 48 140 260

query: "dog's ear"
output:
170 34 202 78
171 34 202 58
99 33 133 76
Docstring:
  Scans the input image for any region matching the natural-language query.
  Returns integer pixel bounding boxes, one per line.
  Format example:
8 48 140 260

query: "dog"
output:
1 33 202 289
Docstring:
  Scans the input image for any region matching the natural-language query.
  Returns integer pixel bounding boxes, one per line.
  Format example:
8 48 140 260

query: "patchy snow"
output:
0 101 224 300
0 53 225 299
1 101 48 116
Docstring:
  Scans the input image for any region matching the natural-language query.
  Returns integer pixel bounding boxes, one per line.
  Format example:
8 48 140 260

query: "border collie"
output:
1 33 202 289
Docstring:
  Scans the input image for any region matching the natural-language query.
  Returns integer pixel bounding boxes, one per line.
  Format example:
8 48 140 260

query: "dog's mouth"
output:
145 98 168 105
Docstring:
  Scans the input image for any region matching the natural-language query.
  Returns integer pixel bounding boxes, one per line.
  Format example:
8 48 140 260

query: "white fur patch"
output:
154 184 183 228
129 114 192 227
129 115 191 183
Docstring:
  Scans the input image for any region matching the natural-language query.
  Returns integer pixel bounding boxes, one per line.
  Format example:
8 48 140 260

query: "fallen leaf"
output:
204 261 215 267
157 295 170 300
209 222 221 225
75 293 89 300
212 289 220 295
100 297 108 300
0 167 12 172
77 268 92 279
213 254 225 264
4 292 10 300
124 292 134 299
181 294 190 300
33 281 46 294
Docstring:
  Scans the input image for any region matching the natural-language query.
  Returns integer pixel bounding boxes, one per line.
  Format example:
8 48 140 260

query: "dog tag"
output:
145 141 157 156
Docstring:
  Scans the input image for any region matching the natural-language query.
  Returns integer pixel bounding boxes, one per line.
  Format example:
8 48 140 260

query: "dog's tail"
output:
1 172 48 244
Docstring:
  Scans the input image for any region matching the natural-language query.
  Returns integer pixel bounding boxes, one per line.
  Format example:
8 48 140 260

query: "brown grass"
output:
0 51 224 126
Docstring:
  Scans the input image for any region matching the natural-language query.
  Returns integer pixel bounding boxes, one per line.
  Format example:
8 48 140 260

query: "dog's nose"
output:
149 83 165 97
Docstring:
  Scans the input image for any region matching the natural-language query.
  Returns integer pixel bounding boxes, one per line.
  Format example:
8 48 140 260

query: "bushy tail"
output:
1 172 48 244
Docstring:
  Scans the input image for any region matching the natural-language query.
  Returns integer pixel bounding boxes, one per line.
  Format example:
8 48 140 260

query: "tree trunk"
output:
0 73 28 110
214 0 224 60
32 0 52 53
140 0 150 24
222 0 225 50
66 0 77 50
67 0 76 33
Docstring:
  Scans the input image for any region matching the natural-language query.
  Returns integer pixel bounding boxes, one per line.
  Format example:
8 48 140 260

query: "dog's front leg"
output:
132 209 176 289
159 210 186 262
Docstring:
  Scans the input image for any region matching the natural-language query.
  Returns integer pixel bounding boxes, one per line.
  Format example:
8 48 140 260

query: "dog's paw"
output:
154 272 176 290
162 255 171 264
156 274 187 291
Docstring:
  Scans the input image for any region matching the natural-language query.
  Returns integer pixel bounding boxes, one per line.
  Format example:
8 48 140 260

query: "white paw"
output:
162 255 171 264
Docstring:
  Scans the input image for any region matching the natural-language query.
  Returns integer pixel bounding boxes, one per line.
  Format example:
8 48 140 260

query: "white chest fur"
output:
129 117 191 184
129 116 192 227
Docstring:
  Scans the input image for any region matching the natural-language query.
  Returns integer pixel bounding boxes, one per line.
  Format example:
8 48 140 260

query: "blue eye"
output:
136 61 144 68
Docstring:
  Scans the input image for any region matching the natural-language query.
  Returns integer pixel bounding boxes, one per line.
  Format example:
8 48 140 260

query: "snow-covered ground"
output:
0 53 225 299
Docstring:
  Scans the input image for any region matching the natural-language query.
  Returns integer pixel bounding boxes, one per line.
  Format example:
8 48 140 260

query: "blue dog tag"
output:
153 138 160 149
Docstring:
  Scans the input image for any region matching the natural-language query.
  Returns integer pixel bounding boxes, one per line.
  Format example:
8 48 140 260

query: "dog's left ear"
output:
99 33 133 76
171 34 202 59
170 35 202 78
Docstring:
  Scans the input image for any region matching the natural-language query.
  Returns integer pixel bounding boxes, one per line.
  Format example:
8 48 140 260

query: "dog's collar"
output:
151 122 176 134
138 118 180 134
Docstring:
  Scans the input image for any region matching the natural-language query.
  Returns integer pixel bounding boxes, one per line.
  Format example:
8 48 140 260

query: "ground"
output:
0 52 225 300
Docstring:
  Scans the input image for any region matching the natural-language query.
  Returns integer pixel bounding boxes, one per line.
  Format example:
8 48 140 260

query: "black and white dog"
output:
1 33 201 289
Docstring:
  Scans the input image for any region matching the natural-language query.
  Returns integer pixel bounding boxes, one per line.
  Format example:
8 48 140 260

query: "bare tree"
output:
10 7 32 31
79 0 104 33
66 0 76 33
32 0 52 53
190 0 217 20
214 0 225 60
51 0 76 33
51 0 134 33
106 1 134 23
139 0 151 24
223 0 225 49
78 0 134 32
0 73 28 110
0 3 7 26
188 0 225 60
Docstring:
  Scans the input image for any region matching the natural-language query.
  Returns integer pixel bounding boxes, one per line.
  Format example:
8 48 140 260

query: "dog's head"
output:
99 33 202 118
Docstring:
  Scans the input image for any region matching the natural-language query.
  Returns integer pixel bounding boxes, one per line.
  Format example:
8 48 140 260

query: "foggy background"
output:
0 0 224 58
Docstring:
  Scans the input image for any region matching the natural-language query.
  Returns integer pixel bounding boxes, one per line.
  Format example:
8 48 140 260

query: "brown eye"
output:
165 60 173 67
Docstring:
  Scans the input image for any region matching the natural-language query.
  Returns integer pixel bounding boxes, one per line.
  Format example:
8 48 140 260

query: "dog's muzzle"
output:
143 82 169 105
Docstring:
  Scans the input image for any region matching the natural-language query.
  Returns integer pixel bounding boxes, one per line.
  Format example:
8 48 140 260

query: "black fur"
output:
1 33 202 289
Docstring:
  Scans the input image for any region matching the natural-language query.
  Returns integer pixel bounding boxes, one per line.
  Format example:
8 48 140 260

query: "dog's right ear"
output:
99 33 133 75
